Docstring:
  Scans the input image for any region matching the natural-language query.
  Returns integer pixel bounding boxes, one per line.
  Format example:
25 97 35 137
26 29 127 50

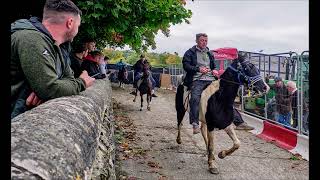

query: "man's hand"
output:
26 92 43 107
79 70 95 88
212 69 219 77
199 66 210 74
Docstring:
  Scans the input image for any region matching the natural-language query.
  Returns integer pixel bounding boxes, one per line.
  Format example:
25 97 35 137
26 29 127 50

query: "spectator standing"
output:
287 80 309 131
272 77 291 127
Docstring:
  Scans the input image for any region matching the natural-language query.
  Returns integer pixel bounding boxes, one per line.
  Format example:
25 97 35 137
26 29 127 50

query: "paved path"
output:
112 84 308 180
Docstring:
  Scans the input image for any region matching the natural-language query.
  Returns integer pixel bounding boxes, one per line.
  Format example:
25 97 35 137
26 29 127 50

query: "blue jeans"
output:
134 72 156 89
275 112 291 127
189 80 212 125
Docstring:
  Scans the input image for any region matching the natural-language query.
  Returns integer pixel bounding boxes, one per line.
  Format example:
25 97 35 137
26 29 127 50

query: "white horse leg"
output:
176 123 182 144
147 94 151 111
133 89 137 102
200 122 208 148
207 130 219 174
218 124 241 159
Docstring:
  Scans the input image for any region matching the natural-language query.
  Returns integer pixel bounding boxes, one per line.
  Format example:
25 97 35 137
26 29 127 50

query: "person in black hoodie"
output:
81 50 106 79
70 43 88 78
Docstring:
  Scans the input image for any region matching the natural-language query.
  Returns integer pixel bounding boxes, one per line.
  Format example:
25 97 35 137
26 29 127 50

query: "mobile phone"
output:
91 73 100 78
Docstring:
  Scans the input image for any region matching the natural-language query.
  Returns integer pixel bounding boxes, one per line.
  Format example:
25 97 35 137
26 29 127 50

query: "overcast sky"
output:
148 0 308 56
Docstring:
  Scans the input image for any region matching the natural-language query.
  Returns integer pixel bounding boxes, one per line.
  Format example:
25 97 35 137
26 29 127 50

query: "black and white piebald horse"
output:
175 52 269 174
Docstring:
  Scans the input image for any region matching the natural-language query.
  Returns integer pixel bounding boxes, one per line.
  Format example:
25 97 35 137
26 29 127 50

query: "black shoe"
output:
130 91 137 95
152 94 158 97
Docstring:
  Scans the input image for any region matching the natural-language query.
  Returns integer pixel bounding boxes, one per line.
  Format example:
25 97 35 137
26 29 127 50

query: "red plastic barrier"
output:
257 121 297 150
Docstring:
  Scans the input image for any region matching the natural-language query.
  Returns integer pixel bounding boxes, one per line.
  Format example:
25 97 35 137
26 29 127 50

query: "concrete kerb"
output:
240 111 309 161
239 112 264 135
289 134 309 161
257 121 297 150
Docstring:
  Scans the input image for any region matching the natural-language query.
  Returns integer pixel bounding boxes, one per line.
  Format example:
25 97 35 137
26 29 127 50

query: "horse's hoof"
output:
176 138 182 144
140 109 142 111
147 107 151 111
218 151 226 159
133 100 136 102
209 168 219 174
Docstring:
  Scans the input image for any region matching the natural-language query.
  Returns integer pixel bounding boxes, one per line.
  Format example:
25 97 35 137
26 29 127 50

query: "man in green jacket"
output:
11 0 95 119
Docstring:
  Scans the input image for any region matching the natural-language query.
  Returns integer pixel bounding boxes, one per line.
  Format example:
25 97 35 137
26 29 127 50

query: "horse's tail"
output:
176 84 186 127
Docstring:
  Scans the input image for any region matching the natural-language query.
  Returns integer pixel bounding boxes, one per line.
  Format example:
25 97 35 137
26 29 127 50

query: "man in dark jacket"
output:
287 80 309 131
272 77 291 127
10 0 95 119
182 33 219 134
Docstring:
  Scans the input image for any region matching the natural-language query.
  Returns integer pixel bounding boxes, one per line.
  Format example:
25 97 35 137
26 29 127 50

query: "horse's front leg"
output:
218 124 240 159
200 122 208 149
147 94 151 111
207 130 219 174
133 89 138 102
140 94 143 111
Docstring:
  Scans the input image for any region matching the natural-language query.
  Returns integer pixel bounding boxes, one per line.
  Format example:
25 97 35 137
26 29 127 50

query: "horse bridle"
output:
224 61 263 96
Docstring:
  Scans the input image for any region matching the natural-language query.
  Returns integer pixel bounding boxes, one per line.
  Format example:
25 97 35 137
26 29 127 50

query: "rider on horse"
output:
116 59 128 84
130 54 157 97
116 59 127 70
182 33 219 134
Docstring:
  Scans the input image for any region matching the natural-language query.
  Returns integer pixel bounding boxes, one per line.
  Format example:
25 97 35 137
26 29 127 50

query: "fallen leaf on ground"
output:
148 161 158 168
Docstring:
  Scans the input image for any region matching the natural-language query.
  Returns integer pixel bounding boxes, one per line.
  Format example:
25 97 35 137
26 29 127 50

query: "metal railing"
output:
161 52 309 136
239 51 309 136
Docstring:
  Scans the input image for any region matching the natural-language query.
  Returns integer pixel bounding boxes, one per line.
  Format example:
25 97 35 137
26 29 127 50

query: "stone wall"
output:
11 79 115 180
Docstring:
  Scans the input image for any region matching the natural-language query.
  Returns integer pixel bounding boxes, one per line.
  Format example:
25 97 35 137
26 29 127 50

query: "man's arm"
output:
16 32 86 101
182 51 199 73
209 51 216 70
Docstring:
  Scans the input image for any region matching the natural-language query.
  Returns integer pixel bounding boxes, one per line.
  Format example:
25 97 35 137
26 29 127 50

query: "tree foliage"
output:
74 0 192 52
103 50 182 67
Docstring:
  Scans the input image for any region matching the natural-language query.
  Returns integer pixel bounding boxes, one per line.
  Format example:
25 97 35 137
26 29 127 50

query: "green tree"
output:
74 0 191 52
102 49 124 63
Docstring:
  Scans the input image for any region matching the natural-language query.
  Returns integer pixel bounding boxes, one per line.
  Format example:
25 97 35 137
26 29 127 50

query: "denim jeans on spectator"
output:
275 112 291 127
189 80 212 125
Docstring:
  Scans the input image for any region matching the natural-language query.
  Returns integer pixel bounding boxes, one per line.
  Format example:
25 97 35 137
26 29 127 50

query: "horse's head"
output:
142 63 150 78
224 52 270 96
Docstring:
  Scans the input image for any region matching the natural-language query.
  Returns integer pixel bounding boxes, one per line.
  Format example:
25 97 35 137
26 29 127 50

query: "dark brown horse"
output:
117 66 128 88
133 63 152 111
175 52 270 174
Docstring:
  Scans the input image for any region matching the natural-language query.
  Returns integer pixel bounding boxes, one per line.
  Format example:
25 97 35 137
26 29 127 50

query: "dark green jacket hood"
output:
11 17 53 40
